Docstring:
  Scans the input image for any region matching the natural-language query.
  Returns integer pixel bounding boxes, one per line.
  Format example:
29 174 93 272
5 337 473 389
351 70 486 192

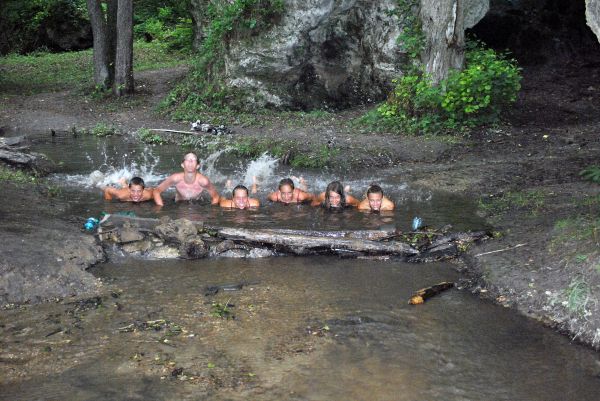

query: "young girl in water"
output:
268 177 314 204
312 181 359 209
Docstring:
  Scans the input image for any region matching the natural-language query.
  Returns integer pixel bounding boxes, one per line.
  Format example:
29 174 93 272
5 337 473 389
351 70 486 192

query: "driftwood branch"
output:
148 128 197 135
474 243 527 257
409 282 455 305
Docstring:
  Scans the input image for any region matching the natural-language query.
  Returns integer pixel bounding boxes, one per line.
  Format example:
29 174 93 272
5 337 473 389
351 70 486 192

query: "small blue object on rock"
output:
412 216 422 231
84 217 99 231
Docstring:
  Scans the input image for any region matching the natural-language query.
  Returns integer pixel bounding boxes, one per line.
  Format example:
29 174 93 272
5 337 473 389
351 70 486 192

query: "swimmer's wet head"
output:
233 185 250 209
325 181 346 208
366 184 384 211
278 178 295 203
128 176 145 202
181 152 200 173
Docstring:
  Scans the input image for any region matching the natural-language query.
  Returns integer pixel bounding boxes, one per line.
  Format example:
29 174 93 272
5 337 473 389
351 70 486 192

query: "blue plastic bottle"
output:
412 217 422 231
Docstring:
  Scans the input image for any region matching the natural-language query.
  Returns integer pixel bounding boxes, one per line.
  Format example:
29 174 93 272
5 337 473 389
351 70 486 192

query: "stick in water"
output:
409 282 455 305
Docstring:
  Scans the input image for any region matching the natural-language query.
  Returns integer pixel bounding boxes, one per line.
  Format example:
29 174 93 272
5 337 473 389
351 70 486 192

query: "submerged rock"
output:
154 217 200 244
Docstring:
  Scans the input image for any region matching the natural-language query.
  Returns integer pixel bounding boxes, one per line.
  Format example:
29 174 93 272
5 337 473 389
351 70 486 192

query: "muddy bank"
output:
0 181 105 304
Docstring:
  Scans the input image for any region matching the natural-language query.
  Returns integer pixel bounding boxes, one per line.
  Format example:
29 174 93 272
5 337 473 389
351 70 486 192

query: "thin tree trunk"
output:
86 0 111 89
114 0 134 96
107 0 118 84
419 0 466 85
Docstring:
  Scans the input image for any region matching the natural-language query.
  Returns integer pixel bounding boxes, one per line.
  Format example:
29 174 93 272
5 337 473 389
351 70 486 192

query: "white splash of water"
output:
61 145 165 188
200 146 233 183
242 152 279 189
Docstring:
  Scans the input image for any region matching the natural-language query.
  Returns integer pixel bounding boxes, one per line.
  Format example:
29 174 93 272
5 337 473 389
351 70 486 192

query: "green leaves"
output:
373 42 522 135
580 166 600 184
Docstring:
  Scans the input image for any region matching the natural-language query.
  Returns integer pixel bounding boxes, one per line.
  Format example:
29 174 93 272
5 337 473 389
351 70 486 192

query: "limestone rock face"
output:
586 0 600 42
222 0 406 110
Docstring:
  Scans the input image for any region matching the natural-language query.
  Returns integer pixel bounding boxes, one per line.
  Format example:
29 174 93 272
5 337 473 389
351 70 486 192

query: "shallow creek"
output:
1 135 600 399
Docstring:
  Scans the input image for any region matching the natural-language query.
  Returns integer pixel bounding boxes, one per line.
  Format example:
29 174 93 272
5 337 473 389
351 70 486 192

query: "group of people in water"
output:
103 152 395 212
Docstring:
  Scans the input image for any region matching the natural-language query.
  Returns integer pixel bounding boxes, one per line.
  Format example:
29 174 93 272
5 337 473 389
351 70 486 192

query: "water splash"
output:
242 153 279 189
60 145 165 188
200 146 233 183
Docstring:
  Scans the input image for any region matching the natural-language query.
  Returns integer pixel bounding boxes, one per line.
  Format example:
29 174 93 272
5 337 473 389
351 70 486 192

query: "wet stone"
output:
147 246 180 259
122 240 153 254
154 218 199 244
180 237 208 259
118 227 145 244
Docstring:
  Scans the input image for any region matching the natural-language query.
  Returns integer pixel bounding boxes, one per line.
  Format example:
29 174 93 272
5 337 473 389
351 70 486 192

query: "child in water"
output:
103 176 154 203
268 177 314 204
312 181 359 209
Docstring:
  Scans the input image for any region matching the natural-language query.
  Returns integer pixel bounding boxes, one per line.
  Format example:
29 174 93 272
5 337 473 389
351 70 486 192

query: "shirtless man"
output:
312 181 359 208
268 177 313 204
103 176 154 203
153 152 220 206
219 185 260 209
358 184 395 212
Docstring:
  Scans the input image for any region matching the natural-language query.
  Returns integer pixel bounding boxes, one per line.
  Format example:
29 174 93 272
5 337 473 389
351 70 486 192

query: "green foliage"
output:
137 128 165 145
1 0 88 55
0 166 37 184
393 0 424 59
369 43 521 135
134 5 194 52
211 301 234 319
478 190 546 216
564 277 591 316
91 123 116 137
579 165 600 184
162 0 285 116
0 42 189 95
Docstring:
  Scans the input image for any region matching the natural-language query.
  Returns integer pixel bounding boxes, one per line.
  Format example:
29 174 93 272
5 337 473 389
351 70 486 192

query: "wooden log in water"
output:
216 227 418 256
408 282 455 305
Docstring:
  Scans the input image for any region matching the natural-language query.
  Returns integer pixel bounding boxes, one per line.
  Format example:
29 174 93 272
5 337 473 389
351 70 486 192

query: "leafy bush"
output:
134 6 194 52
580 166 600 184
374 43 522 134
138 128 165 145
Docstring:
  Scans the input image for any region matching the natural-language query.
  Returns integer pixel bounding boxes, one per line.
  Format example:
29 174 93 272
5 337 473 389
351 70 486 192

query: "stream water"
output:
2 134 599 400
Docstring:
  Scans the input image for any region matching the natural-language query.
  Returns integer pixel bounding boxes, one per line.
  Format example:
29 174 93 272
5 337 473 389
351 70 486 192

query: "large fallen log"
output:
98 215 488 260
216 227 418 256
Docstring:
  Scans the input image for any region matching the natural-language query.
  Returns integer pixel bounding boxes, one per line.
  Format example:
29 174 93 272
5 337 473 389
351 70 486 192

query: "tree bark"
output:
114 0 134 96
106 0 118 84
86 0 111 89
419 0 466 85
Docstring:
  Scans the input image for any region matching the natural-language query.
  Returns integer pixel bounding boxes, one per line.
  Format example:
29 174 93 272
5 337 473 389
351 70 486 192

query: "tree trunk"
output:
86 0 111 89
419 0 466 85
114 0 134 96
106 0 118 84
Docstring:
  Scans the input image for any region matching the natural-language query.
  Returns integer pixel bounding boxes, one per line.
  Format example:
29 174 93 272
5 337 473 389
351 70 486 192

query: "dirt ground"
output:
1 57 600 354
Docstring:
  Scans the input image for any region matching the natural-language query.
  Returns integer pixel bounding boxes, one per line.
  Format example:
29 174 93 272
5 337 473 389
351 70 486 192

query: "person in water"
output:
103 176 154 203
153 152 220 206
219 185 260 209
312 180 359 208
268 177 313 204
358 184 395 212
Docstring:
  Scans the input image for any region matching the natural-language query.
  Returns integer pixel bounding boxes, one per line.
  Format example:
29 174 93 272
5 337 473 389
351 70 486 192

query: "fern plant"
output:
580 166 600 184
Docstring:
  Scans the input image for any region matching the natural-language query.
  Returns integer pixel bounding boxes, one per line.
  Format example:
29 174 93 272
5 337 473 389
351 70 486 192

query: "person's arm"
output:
141 188 154 202
204 179 220 205
267 191 278 202
345 194 360 207
103 187 117 201
311 192 325 206
297 190 314 203
219 198 232 208
381 197 395 211
153 175 176 206
249 198 260 208
357 198 370 210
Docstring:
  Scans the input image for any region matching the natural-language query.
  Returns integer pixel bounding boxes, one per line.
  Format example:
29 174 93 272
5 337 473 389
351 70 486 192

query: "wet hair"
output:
232 185 249 197
278 178 295 190
367 184 383 197
324 181 346 208
182 152 199 163
129 177 145 188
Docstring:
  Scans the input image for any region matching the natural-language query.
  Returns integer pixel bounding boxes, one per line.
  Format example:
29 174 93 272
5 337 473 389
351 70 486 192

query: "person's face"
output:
233 189 249 209
182 154 199 173
367 192 383 211
280 184 294 203
328 191 341 207
129 184 144 202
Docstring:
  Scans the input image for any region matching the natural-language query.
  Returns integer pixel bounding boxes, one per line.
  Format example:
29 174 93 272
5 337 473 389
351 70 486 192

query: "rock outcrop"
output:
222 0 406 110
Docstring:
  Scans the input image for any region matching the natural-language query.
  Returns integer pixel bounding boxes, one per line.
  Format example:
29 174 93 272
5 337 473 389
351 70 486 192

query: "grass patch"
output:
137 128 166 145
564 277 591 316
478 189 546 217
0 165 38 184
0 41 190 95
